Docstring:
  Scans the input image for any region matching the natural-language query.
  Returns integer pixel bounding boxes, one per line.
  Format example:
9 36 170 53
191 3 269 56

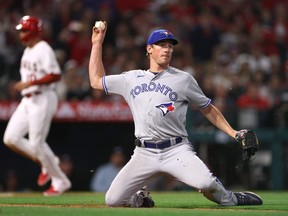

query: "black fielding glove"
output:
235 129 259 162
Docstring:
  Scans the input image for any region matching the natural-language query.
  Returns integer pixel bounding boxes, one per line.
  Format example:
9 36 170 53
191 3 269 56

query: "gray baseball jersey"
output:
103 66 236 207
103 66 211 140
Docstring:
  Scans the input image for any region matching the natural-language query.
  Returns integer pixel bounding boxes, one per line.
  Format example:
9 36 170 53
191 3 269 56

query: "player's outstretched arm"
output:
88 21 107 90
200 104 238 138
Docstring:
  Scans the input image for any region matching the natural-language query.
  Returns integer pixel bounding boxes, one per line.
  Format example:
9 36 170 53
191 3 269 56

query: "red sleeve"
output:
30 74 61 86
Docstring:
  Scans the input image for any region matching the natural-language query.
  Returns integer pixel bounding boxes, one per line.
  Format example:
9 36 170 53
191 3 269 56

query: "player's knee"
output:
105 192 122 207
105 190 125 207
3 133 17 147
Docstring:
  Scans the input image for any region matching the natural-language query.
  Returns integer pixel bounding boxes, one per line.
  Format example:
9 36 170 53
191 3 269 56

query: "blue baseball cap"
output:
147 29 178 45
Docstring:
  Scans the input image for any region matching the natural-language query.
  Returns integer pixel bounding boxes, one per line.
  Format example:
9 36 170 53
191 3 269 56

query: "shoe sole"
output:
43 187 70 197
43 192 63 197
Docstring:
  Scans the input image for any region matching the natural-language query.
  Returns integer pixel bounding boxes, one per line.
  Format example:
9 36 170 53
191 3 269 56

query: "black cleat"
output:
234 192 263 205
142 196 155 207
137 186 155 208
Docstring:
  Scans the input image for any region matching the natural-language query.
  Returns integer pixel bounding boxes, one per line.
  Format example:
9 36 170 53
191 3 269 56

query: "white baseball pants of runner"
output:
105 142 237 206
3 90 69 189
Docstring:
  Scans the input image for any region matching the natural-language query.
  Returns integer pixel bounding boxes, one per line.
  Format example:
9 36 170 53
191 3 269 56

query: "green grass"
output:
0 191 287 216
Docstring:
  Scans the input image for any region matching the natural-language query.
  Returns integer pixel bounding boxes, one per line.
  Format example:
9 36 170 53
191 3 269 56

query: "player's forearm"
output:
89 44 105 90
201 104 237 138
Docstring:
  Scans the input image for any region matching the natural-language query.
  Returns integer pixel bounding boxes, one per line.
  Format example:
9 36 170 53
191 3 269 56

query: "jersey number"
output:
27 74 37 83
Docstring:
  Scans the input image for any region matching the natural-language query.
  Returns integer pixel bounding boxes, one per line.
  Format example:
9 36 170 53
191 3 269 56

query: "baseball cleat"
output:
234 191 263 205
37 171 51 186
137 186 155 207
43 180 71 197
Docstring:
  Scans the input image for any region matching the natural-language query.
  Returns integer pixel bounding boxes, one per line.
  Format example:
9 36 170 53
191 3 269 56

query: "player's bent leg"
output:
164 143 262 206
3 104 38 162
37 151 59 186
29 93 70 195
35 144 71 196
3 135 39 163
106 147 157 207
105 168 149 207
37 144 60 186
199 177 237 205
161 143 236 206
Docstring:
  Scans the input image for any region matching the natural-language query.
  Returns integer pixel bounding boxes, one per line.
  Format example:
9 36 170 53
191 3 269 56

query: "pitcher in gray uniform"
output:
88 22 263 207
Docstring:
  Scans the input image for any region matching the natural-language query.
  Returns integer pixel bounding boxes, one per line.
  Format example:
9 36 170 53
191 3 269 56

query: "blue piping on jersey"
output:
102 76 108 94
200 98 211 109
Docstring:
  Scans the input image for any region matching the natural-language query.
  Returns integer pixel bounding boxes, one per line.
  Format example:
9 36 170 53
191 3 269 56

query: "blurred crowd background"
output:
0 0 288 192
0 0 287 118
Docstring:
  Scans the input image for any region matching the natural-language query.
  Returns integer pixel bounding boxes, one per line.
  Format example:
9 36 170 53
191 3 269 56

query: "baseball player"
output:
3 15 71 196
88 22 263 207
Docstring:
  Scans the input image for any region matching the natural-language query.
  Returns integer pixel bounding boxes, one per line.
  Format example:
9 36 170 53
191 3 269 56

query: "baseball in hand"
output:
94 21 105 30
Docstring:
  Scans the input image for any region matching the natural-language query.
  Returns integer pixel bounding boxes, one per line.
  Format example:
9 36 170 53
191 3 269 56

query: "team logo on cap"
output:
163 31 171 36
156 102 175 116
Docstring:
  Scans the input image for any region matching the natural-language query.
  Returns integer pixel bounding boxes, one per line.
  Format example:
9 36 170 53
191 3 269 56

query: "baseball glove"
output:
235 129 259 162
